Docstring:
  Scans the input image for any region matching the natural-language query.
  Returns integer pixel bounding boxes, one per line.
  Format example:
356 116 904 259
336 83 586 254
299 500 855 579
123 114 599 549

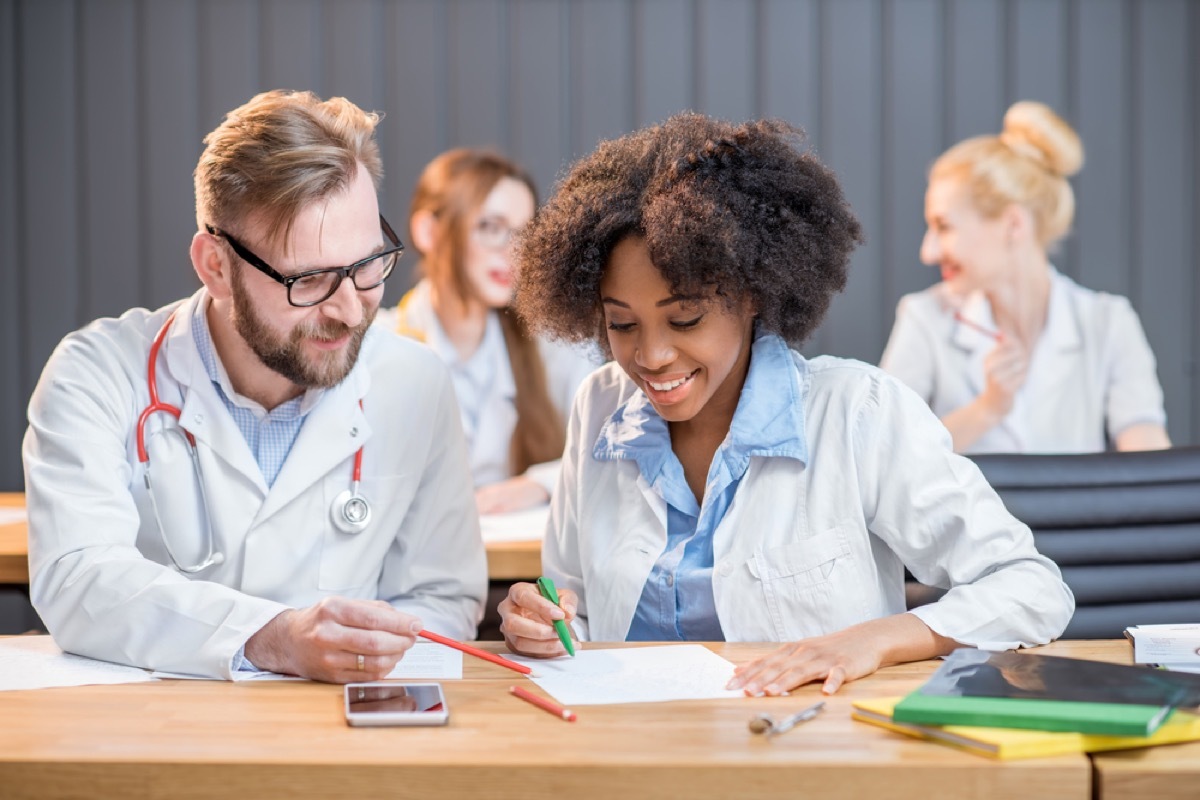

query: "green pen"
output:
536 576 576 657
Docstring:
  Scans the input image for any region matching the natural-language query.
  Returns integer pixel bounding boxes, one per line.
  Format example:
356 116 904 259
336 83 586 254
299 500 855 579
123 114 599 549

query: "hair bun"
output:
999 101 1084 177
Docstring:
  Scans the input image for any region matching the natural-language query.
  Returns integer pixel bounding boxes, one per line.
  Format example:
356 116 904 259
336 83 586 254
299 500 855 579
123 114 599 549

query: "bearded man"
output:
23 90 486 681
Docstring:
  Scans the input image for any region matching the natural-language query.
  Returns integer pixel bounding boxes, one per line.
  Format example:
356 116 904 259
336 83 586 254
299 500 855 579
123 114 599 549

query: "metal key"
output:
748 700 826 736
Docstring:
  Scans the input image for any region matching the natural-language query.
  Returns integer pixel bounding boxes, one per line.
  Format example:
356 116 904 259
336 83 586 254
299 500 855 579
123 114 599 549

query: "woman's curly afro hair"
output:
514 112 863 348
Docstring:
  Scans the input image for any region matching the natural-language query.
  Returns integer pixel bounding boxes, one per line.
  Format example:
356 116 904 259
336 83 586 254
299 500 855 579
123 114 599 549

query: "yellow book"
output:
852 697 1200 760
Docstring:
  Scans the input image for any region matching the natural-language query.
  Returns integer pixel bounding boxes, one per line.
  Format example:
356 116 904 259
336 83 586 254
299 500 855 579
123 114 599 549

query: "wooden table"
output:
1092 741 1200 800
0 493 542 584
0 493 26 584
0 641 1139 800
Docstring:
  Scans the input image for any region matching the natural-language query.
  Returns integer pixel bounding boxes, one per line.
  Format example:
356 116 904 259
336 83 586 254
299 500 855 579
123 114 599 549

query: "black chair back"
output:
969 447 1200 639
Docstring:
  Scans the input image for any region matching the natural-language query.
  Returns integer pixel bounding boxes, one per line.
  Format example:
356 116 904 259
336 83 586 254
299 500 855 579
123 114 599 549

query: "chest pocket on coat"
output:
747 527 854 641
318 474 416 592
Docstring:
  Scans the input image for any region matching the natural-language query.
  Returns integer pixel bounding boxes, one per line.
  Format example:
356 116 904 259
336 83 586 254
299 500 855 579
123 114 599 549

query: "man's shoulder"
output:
358 323 450 382
52 302 181 370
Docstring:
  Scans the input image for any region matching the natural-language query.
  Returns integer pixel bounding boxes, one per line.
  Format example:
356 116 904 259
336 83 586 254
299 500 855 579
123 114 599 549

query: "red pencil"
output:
509 685 577 722
953 311 1003 342
418 630 532 676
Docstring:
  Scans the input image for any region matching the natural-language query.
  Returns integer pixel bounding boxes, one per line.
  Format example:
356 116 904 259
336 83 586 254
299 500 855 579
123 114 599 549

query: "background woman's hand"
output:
978 337 1029 418
497 581 578 658
475 476 550 514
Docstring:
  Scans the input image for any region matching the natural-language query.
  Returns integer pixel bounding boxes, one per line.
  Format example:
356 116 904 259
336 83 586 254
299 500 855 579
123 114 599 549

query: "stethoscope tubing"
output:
136 311 372 574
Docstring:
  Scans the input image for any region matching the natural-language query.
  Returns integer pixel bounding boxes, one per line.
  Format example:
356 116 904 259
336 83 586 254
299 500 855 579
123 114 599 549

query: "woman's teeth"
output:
648 375 691 391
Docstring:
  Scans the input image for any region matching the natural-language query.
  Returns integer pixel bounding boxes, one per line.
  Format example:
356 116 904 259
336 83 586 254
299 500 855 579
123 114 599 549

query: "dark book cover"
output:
892 648 1200 736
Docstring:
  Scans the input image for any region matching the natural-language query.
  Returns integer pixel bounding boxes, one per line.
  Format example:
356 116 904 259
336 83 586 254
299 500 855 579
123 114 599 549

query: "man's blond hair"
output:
194 90 383 248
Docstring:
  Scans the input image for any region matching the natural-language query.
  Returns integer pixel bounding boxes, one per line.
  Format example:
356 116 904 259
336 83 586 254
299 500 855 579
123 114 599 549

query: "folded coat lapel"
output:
253 366 373 528
160 299 268 494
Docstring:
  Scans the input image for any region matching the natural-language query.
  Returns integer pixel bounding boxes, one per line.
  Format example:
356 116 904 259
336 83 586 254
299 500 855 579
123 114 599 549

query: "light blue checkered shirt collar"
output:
190 300 316 485
592 330 809 481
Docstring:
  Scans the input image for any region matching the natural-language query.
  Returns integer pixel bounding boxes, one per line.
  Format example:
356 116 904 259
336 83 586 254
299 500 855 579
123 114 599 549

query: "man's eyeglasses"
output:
205 216 405 307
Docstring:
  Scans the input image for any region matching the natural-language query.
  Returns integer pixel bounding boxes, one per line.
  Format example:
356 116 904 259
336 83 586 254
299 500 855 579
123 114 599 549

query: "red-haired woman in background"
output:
378 149 597 512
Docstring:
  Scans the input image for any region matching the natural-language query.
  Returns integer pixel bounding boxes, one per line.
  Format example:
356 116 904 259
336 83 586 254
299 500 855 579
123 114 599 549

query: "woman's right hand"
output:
978 336 1029 418
498 581 578 658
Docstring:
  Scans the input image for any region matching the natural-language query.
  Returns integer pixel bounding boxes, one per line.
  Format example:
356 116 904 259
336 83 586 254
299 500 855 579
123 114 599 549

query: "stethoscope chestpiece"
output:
331 488 372 535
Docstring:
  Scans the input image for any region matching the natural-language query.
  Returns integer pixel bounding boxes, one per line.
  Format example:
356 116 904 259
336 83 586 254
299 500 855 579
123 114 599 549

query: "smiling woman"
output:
496 112 1075 697
377 149 599 515
880 101 1170 455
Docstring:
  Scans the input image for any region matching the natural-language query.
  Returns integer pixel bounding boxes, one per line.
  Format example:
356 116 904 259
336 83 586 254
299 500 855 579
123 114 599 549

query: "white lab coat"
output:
375 280 599 492
23 290 487 679
546 356 1074 648
880 269 1167 453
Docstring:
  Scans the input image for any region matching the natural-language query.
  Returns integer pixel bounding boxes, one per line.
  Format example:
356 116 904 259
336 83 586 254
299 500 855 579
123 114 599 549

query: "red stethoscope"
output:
137 312 372 573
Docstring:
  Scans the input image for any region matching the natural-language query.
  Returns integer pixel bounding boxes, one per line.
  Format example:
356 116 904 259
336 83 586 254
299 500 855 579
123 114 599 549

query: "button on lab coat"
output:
23 290 487 678
545 356 1074 648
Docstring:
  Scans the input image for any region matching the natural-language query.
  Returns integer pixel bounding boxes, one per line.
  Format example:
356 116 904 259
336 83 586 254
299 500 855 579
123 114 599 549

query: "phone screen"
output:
345 682 448 726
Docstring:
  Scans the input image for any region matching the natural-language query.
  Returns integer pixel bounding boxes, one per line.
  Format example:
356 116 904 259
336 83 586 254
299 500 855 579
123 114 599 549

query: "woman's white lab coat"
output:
376 280 599 492
880 269 1167 453
23 290 487 679
546 356 1074 648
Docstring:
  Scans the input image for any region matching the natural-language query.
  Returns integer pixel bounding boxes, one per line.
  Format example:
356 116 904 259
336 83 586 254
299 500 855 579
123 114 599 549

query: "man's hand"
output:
244 597 422 683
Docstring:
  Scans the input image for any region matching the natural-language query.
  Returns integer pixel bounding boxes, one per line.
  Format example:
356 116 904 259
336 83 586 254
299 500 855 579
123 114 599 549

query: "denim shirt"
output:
593 332 808 641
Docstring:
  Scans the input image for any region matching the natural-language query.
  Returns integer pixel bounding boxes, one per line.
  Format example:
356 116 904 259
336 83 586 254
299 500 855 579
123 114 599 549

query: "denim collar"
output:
592 331 809 485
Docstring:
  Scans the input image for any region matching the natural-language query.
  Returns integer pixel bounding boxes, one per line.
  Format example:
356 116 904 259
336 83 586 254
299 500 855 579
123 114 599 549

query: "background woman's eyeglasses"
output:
206 215 405 307
471 215 522 251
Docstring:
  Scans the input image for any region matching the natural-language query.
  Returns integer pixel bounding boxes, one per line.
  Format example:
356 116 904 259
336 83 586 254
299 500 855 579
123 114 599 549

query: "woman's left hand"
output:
726 629 882 696
475 476 550 514
726 613 959 696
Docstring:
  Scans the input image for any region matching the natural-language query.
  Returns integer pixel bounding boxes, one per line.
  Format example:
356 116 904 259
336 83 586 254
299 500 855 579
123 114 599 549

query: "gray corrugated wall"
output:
0 0 1196 491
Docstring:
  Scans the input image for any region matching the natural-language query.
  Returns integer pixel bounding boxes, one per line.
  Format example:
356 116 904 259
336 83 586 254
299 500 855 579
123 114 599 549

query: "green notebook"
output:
893 648 1200 737
893 692 1173 736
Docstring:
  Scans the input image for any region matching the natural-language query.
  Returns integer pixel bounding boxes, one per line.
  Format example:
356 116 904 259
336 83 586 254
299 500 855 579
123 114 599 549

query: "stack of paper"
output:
0 636 158 691
1127 624 1200 674
479 505 548 543
514 645 744 705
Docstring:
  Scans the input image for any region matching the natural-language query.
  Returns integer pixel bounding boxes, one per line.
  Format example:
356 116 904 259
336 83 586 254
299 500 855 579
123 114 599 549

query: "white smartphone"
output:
344 682 449 727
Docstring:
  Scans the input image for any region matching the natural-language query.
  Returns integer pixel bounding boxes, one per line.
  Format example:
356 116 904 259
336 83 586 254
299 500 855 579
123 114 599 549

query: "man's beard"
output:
230 267 377 389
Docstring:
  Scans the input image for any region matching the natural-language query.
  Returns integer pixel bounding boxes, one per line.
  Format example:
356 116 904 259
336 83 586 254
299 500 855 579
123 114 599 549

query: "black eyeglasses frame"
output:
204 215 404 308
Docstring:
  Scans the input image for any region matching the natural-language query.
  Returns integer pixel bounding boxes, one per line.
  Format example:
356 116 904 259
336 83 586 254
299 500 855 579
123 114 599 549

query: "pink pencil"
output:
953 311 1003 342
418 629 532 676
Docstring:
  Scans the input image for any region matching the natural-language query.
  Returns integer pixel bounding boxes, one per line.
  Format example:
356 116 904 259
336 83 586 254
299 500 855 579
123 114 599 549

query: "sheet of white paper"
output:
152 642 463 681
150 669 304 681
513 644 744 705
1129 624 1200 663
0 507 27 526
479 505 548 543
386 641 463 680
0 635 158 691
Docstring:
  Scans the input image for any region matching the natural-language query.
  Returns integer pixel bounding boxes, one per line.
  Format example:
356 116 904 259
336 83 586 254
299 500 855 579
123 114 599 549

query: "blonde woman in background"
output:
880 101 1170 454
377 150 597 513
